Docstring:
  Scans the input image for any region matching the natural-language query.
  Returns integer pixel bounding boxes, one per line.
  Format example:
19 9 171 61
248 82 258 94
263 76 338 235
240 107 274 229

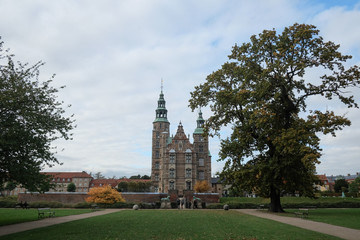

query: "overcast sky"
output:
1 0 359 178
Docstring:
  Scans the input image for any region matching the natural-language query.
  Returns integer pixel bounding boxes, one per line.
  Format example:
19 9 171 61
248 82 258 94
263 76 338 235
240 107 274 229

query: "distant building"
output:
8 171 92 195
151 89 212 194
45 171 93 192
89 178 150 189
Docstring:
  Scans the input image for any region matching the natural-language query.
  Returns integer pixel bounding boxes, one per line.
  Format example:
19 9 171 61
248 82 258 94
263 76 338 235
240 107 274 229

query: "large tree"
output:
189 23 360 212
0 38 75 192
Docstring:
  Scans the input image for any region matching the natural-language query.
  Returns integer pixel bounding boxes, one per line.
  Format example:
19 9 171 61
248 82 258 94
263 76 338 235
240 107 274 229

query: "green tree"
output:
189 23 360 212
2 181 17 196
334 179 349 193
117 181 128 192
67 182 76 192
349 177 360 193
0 38 75 192
130 175 141 179
93 172 105 179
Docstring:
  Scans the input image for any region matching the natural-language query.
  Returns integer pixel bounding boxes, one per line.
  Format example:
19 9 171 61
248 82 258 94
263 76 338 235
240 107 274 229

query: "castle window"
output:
199 158 204 166
186 168 192 178
156 140 160 148
155 150 160 158
198 171 205 180
186 153 192 163
155 162 160 169
154 186 159 192
199 145 203 152
186 181 191 190
155 174 159 181
169 181 175 190
170 154 175 163
169 169 175 178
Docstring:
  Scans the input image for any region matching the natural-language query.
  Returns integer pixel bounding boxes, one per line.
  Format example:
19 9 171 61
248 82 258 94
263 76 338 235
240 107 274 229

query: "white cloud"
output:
1 0 359 178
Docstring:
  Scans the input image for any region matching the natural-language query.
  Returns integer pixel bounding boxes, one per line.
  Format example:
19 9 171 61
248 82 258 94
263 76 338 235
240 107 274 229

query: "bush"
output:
0 197 17 208
139 202 159 209
206 203 224 209
73 202 93 208
29 201 64 208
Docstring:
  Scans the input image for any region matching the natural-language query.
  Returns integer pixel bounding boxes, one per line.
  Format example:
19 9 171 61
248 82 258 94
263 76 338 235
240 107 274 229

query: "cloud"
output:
1 0 359 178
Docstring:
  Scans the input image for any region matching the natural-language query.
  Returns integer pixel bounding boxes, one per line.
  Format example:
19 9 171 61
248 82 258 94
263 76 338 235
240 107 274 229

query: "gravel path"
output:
237 209 360 240
0 209 123 237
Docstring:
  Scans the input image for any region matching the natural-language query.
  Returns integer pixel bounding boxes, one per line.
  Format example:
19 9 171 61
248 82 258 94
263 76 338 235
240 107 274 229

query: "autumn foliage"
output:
86 185 125 204
194 180 210 193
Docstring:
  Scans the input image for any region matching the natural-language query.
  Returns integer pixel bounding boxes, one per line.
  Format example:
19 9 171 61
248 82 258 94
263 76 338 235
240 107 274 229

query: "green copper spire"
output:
153 84 169 123
193 109 205 134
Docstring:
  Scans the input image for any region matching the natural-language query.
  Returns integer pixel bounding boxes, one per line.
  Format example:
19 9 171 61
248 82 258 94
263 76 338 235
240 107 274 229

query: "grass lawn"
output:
283 208 360 230
1 210 341 240
220 196 360 205
0 208 94 226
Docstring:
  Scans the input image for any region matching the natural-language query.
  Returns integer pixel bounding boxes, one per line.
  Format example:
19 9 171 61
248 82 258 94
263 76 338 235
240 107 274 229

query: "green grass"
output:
0 208 94 226
283 208 360 230
1 210 341 240
221 196 360 204
217 196 360 209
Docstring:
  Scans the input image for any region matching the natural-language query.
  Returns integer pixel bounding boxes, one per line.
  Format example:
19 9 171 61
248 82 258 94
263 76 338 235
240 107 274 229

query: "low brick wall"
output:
121 193 168 203
18 192 219 204
194 193 219 203
18 192 88 204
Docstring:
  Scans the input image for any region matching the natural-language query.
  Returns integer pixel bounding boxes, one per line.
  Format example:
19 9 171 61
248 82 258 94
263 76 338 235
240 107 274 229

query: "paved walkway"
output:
0 209 123 237
237 209 360 240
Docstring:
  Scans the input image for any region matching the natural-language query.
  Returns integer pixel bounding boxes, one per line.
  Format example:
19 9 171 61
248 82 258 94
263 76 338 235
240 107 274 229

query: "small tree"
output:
67 182 76 192
349 177 360 193
194 180 211 193
93 172 105 179
118 181 128 192
334 179 349 193
4 181 17 196
130 175 141 179
86 185 125 204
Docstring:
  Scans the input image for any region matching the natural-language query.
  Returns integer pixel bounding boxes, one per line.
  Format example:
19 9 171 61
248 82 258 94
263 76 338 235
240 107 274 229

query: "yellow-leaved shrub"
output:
86 185 125 204
194 180 210 193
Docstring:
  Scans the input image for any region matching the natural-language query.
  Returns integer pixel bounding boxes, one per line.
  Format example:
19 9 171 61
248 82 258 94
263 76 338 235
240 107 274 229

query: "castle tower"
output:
193 110 212 187
151 88 170 192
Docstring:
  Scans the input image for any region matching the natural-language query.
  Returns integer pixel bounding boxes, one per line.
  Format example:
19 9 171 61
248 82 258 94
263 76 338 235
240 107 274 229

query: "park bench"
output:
38 208 55 219
257 204 265 210
91 204 99 210
294 208 309 218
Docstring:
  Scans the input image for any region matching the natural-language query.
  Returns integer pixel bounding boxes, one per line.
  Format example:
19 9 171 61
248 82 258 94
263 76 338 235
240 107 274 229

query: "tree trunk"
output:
269 186 284 212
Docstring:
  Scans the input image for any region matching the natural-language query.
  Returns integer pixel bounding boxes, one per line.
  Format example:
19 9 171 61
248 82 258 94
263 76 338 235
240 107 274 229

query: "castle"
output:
150 89 212 194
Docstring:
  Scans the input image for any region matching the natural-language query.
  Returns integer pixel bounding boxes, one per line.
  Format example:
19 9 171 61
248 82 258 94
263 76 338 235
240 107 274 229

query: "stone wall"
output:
18 192 88 204
18 192 219 205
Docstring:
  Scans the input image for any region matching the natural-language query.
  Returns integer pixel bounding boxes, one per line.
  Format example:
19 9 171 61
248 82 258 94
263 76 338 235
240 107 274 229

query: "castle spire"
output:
193 109 204 134
154 81 169 123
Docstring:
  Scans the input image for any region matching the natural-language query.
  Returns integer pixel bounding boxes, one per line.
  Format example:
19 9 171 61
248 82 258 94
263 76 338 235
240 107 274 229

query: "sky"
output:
0 0 359 178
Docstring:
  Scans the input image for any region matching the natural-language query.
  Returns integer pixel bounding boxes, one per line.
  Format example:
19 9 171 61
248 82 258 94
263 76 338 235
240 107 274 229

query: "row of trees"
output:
334 177 360 193
117 181 152 192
